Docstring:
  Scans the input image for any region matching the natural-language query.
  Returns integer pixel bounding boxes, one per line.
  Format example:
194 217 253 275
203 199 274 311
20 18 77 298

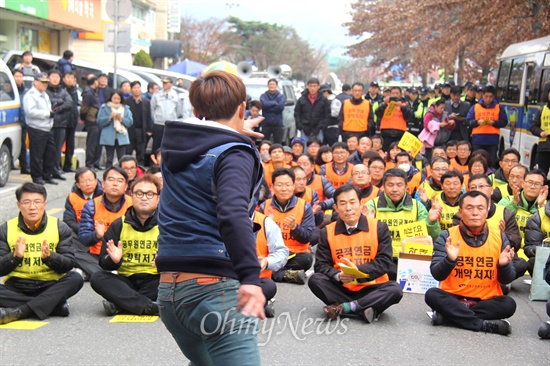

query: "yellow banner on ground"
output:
398 131 423 157
399 221 428 239
0 321 48 330
109 315 159 323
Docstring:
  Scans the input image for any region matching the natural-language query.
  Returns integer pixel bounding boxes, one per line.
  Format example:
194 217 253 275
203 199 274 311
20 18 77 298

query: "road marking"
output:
47 208 64 215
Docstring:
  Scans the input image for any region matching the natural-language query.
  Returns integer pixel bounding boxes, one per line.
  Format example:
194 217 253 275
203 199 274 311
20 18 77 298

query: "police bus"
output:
0 59 21 187
496 35 550 168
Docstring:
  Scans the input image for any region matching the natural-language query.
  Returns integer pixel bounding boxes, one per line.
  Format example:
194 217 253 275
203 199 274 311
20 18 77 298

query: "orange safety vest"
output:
407 171 421 195
263 161 291 189
440 226 504 300
385 161 396 171
253 212 272 279
264 198 308 253
299 186 314 204
380 103 407 131
449 159 469 174
308 174 326 202
91 195 133 255
324 163 354 188
327 219 389 291
68 192 89 223
342 99 371 132
472 104 501 135
360 185 380 205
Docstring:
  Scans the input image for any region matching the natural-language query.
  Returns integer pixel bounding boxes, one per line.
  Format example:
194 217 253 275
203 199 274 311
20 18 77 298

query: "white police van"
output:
0 59 21 187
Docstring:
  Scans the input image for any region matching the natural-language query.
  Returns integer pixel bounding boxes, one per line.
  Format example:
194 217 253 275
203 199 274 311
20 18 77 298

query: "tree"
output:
133 50 153 67
346 0 550 84
178 16 237 64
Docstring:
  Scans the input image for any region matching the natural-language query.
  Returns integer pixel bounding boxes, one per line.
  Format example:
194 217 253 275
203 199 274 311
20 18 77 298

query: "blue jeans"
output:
157 277 261 366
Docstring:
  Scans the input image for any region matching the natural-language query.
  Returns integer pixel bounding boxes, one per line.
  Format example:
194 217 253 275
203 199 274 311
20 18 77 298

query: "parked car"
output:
0 59 21 186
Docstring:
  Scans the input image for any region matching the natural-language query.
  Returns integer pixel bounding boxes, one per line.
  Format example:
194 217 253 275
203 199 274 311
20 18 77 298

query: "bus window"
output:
497 59 511 99
525 63 536 105
507 57 525 103
540 70 550 102
0 71 16 102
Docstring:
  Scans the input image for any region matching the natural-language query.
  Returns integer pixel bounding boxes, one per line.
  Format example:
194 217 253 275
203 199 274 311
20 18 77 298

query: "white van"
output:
3 50 148 91
0 59 21 187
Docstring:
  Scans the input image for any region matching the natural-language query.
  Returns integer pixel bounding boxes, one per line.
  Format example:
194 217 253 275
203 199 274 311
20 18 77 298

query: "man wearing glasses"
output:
118 155 145 195
498 169 547 273
489 148 521 197
0 183 83 324
260 168 315 284
416 157 449 205
90 175 161 316
78 167 133 266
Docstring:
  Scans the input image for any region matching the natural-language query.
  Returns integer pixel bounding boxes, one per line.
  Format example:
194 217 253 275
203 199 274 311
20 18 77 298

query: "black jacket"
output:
46 84 73 128
65 85 80 128
63 181 104 234
445 99 471 141
99 206 158 271
0 214 76 277
337 97 375 135
294 91 331 135
524 201 550 258
125 96 153 142
81 86 101 123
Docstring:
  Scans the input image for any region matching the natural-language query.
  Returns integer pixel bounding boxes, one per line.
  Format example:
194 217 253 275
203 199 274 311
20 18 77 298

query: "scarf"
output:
107 102 127 135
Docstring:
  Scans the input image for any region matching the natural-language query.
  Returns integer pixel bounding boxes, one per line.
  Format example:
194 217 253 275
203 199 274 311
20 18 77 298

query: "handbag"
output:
529 244 550 301
434 127 451 146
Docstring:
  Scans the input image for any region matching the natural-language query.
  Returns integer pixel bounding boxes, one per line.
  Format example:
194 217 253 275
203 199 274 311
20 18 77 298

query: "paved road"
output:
1 170 550 365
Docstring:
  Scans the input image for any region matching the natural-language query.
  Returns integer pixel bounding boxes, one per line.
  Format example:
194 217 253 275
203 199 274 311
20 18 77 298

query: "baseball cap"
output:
283 146 293 154
319 83 331 93
370 82 380 88
34 72 49 82
162 77 172 83
419 87 429 95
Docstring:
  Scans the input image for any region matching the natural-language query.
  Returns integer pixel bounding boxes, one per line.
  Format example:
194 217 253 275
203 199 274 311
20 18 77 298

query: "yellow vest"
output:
419 180 442 201
515 206 535 260
372 196 418 258
486 204 505 230
436 192 460 230
538 206 550 238
117 216 159 277
6 216 63 282
539 105 550 142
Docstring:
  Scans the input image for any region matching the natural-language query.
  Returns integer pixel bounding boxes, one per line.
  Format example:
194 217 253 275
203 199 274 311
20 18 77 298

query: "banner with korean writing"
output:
48 0 101 33
398 131 423 158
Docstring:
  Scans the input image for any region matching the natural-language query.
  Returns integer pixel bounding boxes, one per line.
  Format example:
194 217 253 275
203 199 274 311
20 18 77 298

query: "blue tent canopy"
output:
167 59 207 77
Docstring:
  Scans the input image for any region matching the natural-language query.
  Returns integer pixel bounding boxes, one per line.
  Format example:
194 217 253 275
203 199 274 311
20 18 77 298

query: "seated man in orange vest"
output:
260 168 315 284
63 167 103 278
425 191 516 336
352 164 379 204
263 143 290 189
90 175 161 316
78 167 133 270
319 142 354 189
375 86 415 151
0 183 84 324
466 85 508 169
395 152 422 196
308 184 403 322
253 211 289 317
297 153 335 209
338 82 374 141
449 140 471 174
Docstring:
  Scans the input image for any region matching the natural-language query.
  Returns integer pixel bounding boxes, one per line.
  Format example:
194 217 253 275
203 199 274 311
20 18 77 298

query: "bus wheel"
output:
0 144 11 187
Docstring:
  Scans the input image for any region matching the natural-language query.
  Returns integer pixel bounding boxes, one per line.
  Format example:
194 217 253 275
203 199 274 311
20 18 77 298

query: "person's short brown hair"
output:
189 71 246 121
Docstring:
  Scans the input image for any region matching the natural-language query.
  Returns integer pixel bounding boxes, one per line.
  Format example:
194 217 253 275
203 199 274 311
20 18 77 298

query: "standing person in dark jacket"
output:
0 183 84 324
45 70 72 180
62 71 79 173
81 75 102 170
125 81 152 166
96 74 113 105
157 71 266 364
294 77 330 143
13 69 30 174
445 86 471 142
91 175 160 316
338 82 375 140
260 78 286 144
529 84 550 177
466 85 508 169
57 50 75 78
326 84 352 146
425 191 516 336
